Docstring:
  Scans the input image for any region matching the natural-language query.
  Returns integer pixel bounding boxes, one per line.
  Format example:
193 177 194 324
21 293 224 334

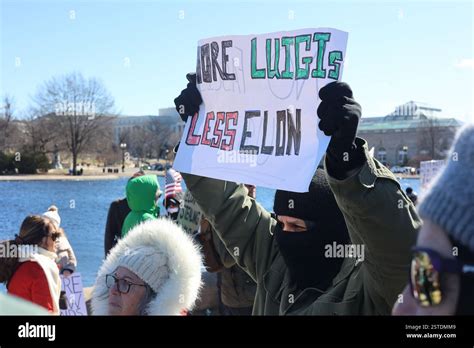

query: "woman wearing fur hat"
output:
91 218 202 315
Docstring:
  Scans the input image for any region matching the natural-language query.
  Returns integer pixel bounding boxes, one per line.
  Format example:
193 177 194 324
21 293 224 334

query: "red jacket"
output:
8 261 54 313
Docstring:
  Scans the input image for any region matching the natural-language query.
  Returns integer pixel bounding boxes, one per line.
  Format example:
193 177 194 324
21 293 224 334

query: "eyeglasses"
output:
105 274 147 294
47 232 61 242
410 247 474 307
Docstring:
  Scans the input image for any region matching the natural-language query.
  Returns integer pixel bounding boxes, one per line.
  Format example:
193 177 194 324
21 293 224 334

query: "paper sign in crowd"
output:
174 28 348 192
60 272 87 316
177 190 203 236
420 160 446 191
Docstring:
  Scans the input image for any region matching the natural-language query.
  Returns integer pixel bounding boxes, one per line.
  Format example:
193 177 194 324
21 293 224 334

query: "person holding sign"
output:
174 77 419 315
91 218 202 315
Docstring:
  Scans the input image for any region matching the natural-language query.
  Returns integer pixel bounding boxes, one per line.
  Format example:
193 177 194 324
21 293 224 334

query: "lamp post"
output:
402 146 408 166
120 143 127 172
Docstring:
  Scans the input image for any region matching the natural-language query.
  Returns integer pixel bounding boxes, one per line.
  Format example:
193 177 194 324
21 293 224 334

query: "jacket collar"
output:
18 245 57 262
263 255 360 314
357 137 402 188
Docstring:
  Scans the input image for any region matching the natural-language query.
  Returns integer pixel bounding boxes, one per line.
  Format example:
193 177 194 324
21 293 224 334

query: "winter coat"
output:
7 247 61 314
56 236 77 273
122 175 160 236
92 218 202 315
211 228 256 308
181 139 420 315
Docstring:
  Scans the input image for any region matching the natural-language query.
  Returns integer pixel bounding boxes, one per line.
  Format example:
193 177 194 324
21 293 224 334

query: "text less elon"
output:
185 108 302 156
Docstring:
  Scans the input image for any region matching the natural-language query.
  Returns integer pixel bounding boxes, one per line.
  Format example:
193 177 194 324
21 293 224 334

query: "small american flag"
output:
165 168 183 201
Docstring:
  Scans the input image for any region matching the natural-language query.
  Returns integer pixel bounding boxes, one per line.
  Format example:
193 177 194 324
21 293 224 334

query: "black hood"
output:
273 169 350 290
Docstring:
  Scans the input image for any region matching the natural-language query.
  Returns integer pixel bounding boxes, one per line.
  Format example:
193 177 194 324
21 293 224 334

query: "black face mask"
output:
168 212 179 221
274 222 344 291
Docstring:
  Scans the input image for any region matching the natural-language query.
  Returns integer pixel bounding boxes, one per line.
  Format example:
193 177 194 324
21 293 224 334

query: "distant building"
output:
113 108 184 144
114 115 155 143
157 108 185 135
358 101 462 167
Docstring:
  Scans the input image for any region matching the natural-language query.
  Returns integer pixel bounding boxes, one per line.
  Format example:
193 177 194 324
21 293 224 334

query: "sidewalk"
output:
0 168 165 181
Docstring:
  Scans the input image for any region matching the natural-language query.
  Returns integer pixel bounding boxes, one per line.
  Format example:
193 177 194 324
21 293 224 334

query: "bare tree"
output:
122 119 178 161
147 117 181 158
21 109 58 154
417 117 458 160
33 72 115 174
0 95 15 151
127 126 152 160
423 117 439 159
118 127 131 146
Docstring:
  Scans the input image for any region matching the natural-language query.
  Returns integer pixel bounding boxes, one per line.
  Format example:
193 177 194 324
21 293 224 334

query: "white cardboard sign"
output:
60 272 87 316
174 28 348 192
420 160 446 191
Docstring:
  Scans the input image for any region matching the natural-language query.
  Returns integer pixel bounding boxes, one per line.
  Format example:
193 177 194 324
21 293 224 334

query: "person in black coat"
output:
104 171 145 256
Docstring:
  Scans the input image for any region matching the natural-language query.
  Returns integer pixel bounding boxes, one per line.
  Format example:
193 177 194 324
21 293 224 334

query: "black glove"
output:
317 82 364 178
174 73 202 123
59 291 68 310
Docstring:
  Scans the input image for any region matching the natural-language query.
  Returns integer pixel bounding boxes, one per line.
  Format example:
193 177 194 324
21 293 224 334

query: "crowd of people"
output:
0 77 473 317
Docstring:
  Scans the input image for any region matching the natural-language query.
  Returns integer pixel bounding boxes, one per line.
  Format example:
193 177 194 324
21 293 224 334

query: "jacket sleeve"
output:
104 201 119 256
31 268 55 313
211 228 237 268
182 173 277 282
62 243 77 273
325 138 420 307
56 237 77 273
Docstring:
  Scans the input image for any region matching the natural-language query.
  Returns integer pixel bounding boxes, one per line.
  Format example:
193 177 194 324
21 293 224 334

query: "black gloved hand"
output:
59 291 68 310
317 82 364 178
174 73 202 123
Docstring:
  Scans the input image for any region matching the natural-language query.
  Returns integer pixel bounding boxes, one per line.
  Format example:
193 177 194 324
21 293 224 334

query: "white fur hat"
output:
116 246 170 293
42 210 61 227
91 218 202 315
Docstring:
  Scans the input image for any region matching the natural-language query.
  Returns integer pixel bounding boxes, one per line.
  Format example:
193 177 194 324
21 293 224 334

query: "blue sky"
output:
1 0 472 121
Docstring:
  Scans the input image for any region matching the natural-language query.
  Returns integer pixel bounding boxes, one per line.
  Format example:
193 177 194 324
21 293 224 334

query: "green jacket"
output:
122 174 160 236
182 139 420 315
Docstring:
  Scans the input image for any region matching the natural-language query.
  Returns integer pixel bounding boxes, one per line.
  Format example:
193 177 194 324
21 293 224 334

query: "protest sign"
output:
420 160 446 191
60 272 87 316
174 28 348 192
176 190 203 236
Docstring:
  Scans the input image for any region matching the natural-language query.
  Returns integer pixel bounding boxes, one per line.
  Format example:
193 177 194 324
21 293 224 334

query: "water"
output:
396 177 421 194
0 176 419 289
